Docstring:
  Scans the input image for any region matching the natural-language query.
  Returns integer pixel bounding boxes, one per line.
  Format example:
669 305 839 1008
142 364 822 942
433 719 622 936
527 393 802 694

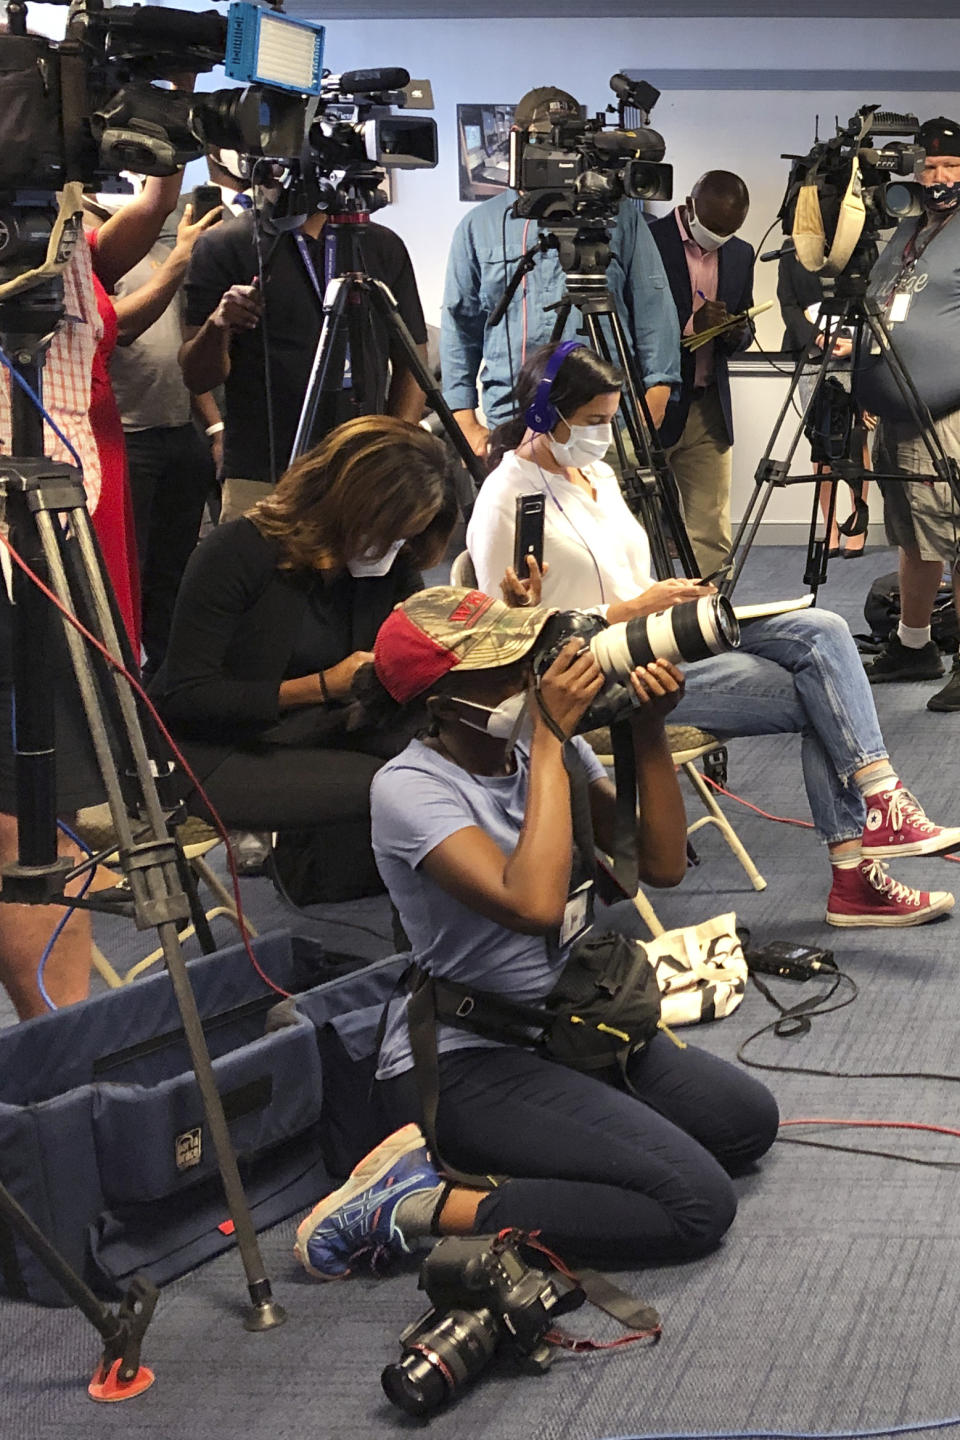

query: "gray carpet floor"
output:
4 543 960 1440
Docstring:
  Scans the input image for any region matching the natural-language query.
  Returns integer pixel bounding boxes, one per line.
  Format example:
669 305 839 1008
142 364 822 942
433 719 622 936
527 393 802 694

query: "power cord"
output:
0 351 293 999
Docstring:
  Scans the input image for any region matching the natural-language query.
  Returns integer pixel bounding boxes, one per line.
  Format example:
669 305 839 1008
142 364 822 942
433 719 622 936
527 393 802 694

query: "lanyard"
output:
294 231 326 306
294 229 352 387
894 208 956 286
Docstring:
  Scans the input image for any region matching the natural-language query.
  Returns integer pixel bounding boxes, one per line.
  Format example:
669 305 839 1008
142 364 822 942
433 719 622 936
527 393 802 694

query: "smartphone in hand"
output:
191 184 222 223
514 493 545 576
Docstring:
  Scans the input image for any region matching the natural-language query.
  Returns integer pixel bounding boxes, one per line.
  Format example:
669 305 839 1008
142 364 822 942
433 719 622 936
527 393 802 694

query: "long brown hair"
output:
248 415 454 571
487 342 624 471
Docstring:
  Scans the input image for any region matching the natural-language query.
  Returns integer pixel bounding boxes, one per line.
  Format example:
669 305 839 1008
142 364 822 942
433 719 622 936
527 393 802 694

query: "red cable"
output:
781 1118 960 1140
700 773 960 862
698 772 816 829
0 530 291 998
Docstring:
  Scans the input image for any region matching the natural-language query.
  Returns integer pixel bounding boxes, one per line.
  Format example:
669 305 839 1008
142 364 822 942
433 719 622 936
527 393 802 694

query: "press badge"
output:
560 880 594 947
888 290 912 324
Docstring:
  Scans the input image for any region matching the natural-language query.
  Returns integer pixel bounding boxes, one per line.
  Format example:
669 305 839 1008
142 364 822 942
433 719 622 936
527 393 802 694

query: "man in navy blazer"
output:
649 172 754 574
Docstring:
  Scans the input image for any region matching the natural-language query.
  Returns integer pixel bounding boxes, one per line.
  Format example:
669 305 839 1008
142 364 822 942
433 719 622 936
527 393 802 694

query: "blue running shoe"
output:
294 1123 439 1280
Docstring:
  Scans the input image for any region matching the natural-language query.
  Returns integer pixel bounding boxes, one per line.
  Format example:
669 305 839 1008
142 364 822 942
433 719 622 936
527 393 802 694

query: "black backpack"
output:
862 570 959 653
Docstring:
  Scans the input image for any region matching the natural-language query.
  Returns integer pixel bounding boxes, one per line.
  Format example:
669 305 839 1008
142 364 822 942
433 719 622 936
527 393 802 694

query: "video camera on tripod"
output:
0 0 327 288
509 72 672 224
304 67 438 216
777 105 923 285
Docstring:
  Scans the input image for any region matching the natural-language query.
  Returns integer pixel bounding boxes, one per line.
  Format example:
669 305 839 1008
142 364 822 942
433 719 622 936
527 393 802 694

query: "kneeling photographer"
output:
150 416 456 902
468 341 960 928
294 585 779 1283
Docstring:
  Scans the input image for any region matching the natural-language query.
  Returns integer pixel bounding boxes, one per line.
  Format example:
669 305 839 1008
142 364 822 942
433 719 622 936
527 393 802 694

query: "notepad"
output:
733 594 815 622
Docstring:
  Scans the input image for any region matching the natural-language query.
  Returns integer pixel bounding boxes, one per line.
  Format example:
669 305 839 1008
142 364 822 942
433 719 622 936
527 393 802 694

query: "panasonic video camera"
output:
509 73 673 225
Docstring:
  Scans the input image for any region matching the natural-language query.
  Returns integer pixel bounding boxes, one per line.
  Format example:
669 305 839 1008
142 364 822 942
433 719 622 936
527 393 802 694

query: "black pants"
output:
181 736 392 902
125 424 214 676
378 1036 779 1265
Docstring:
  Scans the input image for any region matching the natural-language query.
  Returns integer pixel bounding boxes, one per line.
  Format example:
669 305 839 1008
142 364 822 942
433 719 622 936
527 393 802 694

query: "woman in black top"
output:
152 415 456 899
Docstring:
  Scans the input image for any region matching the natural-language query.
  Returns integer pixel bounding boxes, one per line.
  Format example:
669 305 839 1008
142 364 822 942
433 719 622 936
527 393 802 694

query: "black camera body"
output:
779 104 923 280
531 597 740 734
510 74 672 225
381 1234 581 1417
304 69 438 216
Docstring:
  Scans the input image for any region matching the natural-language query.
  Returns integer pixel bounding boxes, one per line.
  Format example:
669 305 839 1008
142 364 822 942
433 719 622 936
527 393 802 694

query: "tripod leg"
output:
289 278 353 464
39 505 285 1330
362 278 486 496
585 306 698 578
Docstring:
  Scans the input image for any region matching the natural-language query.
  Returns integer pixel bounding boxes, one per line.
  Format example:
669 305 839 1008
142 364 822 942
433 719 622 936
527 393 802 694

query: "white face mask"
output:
347 539 405 578
446 689 533 750
548 412 613 470
686 201 732 252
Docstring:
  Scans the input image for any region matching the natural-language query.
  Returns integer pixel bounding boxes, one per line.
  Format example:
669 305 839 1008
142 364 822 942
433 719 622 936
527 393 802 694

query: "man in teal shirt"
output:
440 86 681 457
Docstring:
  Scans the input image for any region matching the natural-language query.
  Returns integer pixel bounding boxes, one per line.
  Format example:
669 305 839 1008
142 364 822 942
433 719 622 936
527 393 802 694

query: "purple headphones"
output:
524 340 584 434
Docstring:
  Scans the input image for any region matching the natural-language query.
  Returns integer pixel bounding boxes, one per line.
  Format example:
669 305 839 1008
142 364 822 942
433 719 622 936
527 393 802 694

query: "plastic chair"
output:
450 549 479 588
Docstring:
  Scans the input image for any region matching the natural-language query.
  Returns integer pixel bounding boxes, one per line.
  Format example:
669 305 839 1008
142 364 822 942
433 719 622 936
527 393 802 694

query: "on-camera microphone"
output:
760 239 796 263
337 68 410 94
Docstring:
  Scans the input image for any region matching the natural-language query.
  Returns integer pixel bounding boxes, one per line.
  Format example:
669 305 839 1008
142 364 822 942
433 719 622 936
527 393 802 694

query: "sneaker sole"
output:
294 1123 426 1281
826 892 955 927
926 697 960 712
862 834 960 858
867 666 945 684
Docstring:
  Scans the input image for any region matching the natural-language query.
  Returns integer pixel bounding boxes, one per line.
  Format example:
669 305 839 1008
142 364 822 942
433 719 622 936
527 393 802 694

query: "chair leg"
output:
191 857 258 939
682 762 767 892
91 943 123 989
632 885 666 937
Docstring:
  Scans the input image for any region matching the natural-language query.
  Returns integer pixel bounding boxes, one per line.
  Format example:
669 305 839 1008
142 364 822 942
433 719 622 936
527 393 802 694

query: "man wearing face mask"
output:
440 86 681 460
648 171 754 576
857 118 960 711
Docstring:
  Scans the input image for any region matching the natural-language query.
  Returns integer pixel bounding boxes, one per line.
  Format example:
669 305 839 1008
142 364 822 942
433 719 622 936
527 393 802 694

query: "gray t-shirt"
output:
857 212 960 422
371 735 607 1079
109 238 192 432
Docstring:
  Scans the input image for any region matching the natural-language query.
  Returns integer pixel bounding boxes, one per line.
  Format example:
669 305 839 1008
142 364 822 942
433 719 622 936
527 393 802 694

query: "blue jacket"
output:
440 190 681 428
648 211 754 449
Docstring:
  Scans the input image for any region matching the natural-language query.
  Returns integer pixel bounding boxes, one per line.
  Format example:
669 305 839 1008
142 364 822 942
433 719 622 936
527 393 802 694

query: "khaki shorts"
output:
876 408 960 564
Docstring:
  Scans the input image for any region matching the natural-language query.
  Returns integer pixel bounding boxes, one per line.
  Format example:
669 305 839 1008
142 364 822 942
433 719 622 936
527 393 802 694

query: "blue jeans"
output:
671 608 887 845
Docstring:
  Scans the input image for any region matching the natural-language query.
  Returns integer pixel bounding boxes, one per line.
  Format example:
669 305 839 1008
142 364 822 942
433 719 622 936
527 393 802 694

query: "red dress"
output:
88 273 141 657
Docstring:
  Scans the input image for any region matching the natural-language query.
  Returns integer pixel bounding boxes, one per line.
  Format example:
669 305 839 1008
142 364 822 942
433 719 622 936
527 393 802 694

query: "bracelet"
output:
204 421 225 437
318 669 330 704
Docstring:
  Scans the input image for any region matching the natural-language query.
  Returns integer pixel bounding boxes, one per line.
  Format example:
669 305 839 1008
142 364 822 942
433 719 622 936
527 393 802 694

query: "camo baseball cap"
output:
374 586 554 704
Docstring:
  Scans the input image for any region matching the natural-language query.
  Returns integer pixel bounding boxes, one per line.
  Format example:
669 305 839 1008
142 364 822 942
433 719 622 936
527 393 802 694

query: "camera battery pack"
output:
744 940 835 981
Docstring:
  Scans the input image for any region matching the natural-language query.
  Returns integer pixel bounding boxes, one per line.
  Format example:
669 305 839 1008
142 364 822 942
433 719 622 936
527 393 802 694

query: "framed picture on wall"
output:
456 103 514 202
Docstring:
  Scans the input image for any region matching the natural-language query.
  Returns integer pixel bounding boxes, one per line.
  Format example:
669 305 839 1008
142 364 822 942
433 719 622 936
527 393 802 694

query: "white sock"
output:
898 622 932 649
831 846 863 870
856 761 899 800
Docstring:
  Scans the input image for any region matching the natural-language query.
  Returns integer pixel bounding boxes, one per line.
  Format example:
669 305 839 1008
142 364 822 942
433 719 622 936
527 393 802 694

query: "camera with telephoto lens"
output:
509 73 672 225
381 1234 583 1417
531 597 739 732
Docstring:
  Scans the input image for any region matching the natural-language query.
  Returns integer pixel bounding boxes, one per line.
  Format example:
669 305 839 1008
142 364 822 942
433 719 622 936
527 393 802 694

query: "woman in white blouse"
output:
466 340 960 929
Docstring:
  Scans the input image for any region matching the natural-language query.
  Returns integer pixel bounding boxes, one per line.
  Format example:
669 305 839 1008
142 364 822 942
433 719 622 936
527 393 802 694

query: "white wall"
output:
309 14 960 343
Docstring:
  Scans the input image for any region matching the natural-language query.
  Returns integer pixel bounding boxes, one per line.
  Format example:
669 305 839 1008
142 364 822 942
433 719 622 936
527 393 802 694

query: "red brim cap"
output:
374 586 554 704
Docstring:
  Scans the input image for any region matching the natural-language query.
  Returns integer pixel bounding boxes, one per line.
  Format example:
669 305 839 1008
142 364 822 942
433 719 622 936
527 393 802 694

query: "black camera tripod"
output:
721 256 960 598
288 211 486 496
490 215 698 581
0 267 285 1353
